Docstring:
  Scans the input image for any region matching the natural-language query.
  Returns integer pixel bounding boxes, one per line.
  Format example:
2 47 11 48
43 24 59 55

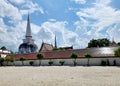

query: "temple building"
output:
18 14 38 54
39 42 54 52
110 38 118 47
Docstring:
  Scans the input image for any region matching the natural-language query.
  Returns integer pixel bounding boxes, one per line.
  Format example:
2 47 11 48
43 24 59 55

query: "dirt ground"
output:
0 66 120 86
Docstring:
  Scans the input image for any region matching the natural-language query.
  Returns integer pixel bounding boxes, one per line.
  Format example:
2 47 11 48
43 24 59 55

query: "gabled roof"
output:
39 42 53 51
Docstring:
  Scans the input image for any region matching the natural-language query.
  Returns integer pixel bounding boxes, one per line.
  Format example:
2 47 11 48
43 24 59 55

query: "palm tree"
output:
20 57 26 66
36 53 44 66
84 53 92 66
70 53 78 66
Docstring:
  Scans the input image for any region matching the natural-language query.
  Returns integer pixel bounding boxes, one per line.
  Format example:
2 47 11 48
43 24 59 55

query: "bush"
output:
70 53 78 66
114 47 120 57
101 60 107 66
48 60 53 66
36 53 44 66
59 60 65 66
84 53 92 57
20 57 26 66
29 61 34 66
84 53 92 66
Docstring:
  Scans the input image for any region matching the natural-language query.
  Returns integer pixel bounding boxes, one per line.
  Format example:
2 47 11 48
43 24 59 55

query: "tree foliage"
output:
4 56 13 66
48 60 53 66
70 53 78 66
59 60 65 66
88 38 111 48
84 53 92 58
20 57 26 65
29 60 34 66
36 53 44 66
118 42 120 46
114 47 120 57
70 53 78 59
84 53 92 66
0 46 7 50
101 60 107 66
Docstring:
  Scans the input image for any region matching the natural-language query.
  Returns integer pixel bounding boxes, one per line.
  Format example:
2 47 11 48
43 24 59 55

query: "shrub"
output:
59 60 65 66
29 61 34 66
114 47 120 57
48 60 53 66
101 60 107 66
84 53 92 57
20 57 26 66
70 53 78 66
4 56 12 66
84 53 92 66
36 53 44 66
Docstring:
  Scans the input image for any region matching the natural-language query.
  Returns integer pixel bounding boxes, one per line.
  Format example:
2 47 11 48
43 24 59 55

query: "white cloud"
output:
0 0 45 51
0 0 22 23
9 0 25 4
107 23 120 42
37 21 67 45
72 0 86 4
0 0 119 52
36 20 86 49
74 0 120 43
21 1 44 14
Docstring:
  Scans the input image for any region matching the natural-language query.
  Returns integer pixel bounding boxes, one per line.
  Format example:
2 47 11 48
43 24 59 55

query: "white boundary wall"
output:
3 57 120 66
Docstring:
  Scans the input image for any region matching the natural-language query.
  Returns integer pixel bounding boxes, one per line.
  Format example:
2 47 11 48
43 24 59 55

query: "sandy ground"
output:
0 66 120 86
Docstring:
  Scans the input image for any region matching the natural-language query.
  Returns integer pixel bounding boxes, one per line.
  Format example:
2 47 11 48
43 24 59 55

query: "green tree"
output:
117 42 120 46
1 46 7 50
10 57 14 66
20 57 26 66
29 60 34 66
36 53 44 66
88 38 111 48
4 56 12 66
70 53 78 66
59 60 65 66
84 53 92 66
48 60 53 66
114 47 120 57
0 57 4 66
101 60 107 66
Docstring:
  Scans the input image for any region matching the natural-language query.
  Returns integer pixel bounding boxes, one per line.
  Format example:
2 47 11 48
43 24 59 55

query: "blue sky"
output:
0 0 120 52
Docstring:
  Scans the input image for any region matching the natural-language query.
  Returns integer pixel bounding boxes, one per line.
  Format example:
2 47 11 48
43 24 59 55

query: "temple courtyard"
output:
0 66 120 86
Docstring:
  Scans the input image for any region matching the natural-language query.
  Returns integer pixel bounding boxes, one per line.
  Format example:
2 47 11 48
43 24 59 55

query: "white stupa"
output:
18 14 38 54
